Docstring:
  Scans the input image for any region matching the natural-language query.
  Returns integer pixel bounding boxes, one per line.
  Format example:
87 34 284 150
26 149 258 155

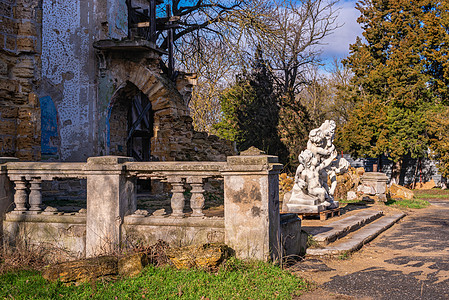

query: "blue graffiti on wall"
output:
40 96 59 155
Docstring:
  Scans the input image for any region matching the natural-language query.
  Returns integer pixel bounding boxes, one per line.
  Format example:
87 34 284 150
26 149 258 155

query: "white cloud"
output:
320 0 364 62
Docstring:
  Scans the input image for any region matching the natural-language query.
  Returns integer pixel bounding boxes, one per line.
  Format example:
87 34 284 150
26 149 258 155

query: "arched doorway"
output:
109 82 154 162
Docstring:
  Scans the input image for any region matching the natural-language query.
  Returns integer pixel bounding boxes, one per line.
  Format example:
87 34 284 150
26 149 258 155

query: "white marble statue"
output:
285 120 349 213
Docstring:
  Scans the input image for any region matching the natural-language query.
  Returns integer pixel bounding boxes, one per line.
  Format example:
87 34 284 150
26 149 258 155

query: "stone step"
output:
306 213 406 256
310 209 384 246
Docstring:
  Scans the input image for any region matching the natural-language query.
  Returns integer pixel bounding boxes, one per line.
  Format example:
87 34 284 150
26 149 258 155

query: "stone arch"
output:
108 60 188 116
104 59 189 161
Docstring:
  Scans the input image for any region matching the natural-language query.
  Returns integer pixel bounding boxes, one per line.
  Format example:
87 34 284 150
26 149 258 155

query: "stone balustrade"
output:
5 162 86 214
0 154 298 262
125 161 226 218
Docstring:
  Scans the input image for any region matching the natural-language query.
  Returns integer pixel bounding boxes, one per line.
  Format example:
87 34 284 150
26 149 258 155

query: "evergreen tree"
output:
337 0 449 182
214 49 288 162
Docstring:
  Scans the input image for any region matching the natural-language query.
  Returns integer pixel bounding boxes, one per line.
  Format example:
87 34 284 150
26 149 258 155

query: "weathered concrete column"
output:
167 176 185 217
84 156 135 257
0 158 19 238
361 172 389 201
29 177 43 213
11 178 28 213
221 149 282 261
187 176 206 217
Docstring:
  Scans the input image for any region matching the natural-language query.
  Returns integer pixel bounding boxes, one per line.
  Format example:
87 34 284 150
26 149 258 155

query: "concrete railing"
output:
125 161 226 217
5 162 86 214
0 154 297 261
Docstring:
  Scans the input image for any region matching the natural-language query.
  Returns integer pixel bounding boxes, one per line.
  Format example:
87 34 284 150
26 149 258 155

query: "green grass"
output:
385 198 430 209
338 199 366 205
337 251 351 260
413 193 449 199
0 259 310 299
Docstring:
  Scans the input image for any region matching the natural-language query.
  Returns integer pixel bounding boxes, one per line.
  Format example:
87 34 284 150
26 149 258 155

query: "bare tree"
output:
298 59 354 130
176 36 237 131
298 66 331 128
253 0 340 164
171 0 276 131
325 58 354 126
160 0 340 137
259 0 340 99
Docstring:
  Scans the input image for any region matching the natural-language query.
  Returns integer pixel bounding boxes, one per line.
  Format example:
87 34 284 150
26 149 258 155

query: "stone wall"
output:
3 214 86 262
101 53 236 162
1 0 235 163
0 0 41 160
1 154 295 262
163 115 236 162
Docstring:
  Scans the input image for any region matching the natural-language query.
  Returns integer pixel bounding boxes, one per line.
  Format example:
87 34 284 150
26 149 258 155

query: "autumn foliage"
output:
337 0 449 180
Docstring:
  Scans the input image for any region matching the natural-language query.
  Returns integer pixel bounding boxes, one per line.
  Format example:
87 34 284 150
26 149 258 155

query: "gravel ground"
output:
292 198 449 300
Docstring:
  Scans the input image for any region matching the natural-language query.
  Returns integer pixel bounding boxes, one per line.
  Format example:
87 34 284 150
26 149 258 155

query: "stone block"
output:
11 62 34 78
13 6 34 19
0 79 18 93
85 156 136 257
16 37 34 52
414 179 436 190
280 213 303 256
166 244 231 270
16 135 34 148
285 203 326 213
389 183 414 200
17 21 37 36
0 157 17 239
361 172 388 194
0 136 15 153
118 252 149 277
347 190 357 200
18 107 33 119
5 35 16 52
0 119 16 135
0 2 12 17
0 58 8 75
357 183 376 195
0 16 17 35
15 149 33 160
28 92 39 107
87 155 133 165
17 121 36 137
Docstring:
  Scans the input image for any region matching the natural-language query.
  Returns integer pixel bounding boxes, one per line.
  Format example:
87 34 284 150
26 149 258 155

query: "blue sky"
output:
320 0 363 67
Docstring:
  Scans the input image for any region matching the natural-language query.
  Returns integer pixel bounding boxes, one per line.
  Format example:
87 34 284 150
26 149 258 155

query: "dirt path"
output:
291 200 449 300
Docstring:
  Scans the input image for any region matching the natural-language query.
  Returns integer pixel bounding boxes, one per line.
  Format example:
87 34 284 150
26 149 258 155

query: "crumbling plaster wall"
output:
0 0 41 160
2 0 234 162
39 0 98 161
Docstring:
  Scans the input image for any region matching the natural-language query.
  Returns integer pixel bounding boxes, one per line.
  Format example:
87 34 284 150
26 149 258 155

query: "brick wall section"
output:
0 0 41 160
154 114 236 162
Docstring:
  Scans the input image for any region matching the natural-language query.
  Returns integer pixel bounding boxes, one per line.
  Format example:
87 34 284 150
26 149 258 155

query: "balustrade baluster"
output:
168 176 185 217
29 177 42 213
187 177 205 217
12 178 28 212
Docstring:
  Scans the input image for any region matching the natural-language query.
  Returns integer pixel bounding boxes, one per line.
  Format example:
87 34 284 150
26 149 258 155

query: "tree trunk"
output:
42 256 118 283
391 159 403 185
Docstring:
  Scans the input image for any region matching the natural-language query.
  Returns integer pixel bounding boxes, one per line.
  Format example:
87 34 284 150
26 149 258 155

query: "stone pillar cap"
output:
87 156 134 165
227 147 279 165
362 172 388 180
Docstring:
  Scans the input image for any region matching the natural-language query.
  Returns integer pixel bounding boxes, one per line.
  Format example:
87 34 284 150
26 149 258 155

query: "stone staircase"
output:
305 209 406 256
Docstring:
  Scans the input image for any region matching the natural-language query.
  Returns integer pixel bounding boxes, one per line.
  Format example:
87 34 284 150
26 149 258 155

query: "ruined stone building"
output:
1 0 234 162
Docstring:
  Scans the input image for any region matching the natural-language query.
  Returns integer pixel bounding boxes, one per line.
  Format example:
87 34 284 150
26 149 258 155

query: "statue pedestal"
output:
285 202 327 213
282 192 339 213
